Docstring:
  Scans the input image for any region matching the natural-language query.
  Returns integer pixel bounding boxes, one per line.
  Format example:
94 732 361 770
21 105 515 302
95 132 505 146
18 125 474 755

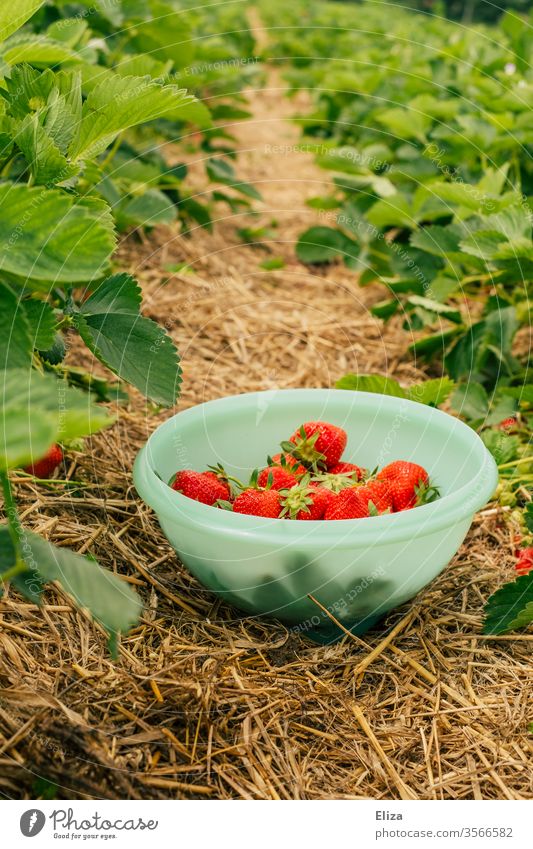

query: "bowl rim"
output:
133 388 498 544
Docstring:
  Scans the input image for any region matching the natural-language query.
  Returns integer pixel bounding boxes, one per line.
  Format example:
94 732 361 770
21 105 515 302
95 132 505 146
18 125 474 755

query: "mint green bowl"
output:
133 389 497 643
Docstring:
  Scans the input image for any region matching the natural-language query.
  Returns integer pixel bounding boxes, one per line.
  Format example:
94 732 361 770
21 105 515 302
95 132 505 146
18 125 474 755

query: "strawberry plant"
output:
0 0 259 646
0 369 141 651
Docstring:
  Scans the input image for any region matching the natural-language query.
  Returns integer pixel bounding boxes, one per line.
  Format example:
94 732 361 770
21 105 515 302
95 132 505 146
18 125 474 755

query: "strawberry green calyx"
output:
207 463 246 493
280 427 326 470
279 475 329 520
312 469 363 493
215 499 234 511
414 481 440 506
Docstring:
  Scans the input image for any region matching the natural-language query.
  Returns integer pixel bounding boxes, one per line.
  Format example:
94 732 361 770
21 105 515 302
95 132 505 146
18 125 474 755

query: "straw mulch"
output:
0 64 532 802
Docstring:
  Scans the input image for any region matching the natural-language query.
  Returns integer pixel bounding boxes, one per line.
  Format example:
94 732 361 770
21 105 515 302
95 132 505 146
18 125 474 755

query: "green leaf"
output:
336 373 406 398
74 274 181 406
0 0 44 42
0 282 32 369
21 298 57 350
117 190 176 229
23 532 142 637
480 430 519 465
2 35 78 67
484 572 533 635
296 226 358 264
366 194 414 229
260 257 285 270
14 113 79 185
451 383 489 420
406 377 455 406
70 74 201 161
0 524 43 603
0 368 114 469
205 157 261 200
408 327 463 358
370 299 398 320
0 185 115 285
407 295 462 324
410 225 463 257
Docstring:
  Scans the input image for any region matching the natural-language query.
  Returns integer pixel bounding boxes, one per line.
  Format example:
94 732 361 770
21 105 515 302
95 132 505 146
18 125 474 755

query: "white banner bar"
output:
3 799 532 848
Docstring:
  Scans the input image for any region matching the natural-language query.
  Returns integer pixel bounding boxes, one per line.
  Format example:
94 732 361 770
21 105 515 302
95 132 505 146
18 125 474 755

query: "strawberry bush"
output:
262 0 533 634
0 0 259 648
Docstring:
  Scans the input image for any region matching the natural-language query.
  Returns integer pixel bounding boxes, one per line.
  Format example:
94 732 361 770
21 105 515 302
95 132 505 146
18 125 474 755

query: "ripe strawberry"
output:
233 488 282 518
377 460 431 512
324 487 369 520
328 462 367 479
360 479 393 514
515 547 533 575
279 479 329 520
498 417 518 432
23 444 63 479
269 453 307 477
282 421 347 470
257 465 299 491
171 470 230 506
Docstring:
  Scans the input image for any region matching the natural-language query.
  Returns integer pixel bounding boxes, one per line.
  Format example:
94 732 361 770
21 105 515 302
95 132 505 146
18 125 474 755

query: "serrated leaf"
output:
0 368 114 469
336 373 406 398
484 572 533 634
406 377 455 406
0 282 32 369
2 34 78 67
23 531 141 637
0 0 44 42
69 74 200 161
14 112 79 185
22 299 57 350
74 274 181 406
0 184 115 285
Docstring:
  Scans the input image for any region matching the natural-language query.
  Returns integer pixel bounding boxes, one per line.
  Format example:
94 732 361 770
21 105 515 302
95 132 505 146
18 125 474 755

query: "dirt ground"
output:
0 45 532 801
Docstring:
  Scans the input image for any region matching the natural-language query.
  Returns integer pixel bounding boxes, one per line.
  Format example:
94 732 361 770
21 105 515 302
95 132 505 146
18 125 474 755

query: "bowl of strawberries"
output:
134 388 497 642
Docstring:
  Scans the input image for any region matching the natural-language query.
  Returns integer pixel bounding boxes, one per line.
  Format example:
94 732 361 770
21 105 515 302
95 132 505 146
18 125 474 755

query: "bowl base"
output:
290 611 385 644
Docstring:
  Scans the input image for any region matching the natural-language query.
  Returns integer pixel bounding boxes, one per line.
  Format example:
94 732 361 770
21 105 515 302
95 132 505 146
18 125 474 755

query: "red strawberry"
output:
280 479 329 520
328 462 367 479
377 460 431 512
360 479 393 514
233 488 282 518
282 421 347 470
257 465 299 491
324 487 369 520
269 453 307 477
515 547 533 575
23 444 63 479
171 470 230 506
498 417 518 432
